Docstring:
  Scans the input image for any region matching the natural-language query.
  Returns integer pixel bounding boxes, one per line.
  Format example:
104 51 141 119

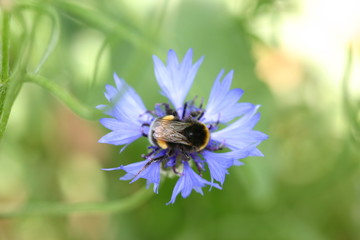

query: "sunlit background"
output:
1 0 360 239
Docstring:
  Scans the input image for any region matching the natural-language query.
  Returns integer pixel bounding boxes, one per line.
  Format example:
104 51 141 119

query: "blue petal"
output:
203 70 253 123
100 118 132 131
107 160 161 193
98 119 142 146
153 49 204 112
154 103 166 117
202 151 232 185
233 160 245 166
202 149 253 185
211 105 268 151
104 84 118 102
99 73 150 124
129 160 160 185
98 74 153 147
167 161 221 205
102 166 123 171
98 130 142 146
248 148 265 157
146 181 160 194
228 103 254 124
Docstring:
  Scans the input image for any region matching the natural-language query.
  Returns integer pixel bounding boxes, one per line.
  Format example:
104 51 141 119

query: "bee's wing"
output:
153 120 192 146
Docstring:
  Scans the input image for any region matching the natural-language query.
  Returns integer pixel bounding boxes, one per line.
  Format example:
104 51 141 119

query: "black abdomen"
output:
182 122 209 150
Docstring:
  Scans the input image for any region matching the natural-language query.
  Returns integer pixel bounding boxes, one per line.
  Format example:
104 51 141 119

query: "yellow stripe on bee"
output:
157 139 168 149
162 115 175 120
198 122 210 151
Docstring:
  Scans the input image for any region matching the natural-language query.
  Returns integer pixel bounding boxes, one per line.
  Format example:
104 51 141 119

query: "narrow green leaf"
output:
0 187 153 217
25 74 99 120
0 11 11 118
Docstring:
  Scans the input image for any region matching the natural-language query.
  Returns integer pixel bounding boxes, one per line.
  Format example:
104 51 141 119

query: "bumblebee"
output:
148 115 210 153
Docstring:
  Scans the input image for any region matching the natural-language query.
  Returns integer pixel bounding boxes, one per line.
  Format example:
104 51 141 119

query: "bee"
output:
148 115 210 153
136 105 209 177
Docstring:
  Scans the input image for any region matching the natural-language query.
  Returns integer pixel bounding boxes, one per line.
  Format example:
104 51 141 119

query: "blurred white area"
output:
123 0 360 96
70 30 110 83
281 0 360 93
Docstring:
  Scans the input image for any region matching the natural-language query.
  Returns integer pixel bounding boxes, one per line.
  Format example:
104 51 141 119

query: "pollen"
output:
162 115 175 120
157 139 168 149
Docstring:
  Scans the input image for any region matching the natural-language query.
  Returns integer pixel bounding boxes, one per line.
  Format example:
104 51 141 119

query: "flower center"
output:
136 100 212 176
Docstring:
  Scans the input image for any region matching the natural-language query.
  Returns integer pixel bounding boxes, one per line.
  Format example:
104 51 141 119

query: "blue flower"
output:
98 49 268 204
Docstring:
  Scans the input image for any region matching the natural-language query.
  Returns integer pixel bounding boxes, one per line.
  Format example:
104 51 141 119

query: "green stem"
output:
25 74 98 120
0 75 23 141
342 44 360 138
31 6 60 74
10 4 60 75
0 11 11 119
151 0 169 37
342 44 353 115
0 5 60 142
56 1 156 54
91 37 110 88
0 187 153 218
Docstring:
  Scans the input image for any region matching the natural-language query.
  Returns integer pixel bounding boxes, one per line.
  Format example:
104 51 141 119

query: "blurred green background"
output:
1 0 360 239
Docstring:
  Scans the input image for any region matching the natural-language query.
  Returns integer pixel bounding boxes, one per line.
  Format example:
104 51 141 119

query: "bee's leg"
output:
171 151 187 176
193 160 203 177
180 149 191 161
165 149 179 175
134 154 166 178
172 166 181 175
179 149 203 176
141 147 158 159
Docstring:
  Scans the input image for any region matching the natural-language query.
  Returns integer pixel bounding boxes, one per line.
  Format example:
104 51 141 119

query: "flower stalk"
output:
0 10 11 121
0 187 153 218
25 74 99 120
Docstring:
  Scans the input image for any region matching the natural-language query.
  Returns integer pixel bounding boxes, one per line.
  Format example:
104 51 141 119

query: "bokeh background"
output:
1 0 360 239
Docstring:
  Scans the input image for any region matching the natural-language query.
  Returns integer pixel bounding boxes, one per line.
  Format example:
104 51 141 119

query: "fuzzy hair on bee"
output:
148 114 210 153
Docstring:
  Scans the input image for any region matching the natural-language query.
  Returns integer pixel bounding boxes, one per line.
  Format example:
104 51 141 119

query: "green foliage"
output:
0 0 359 240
